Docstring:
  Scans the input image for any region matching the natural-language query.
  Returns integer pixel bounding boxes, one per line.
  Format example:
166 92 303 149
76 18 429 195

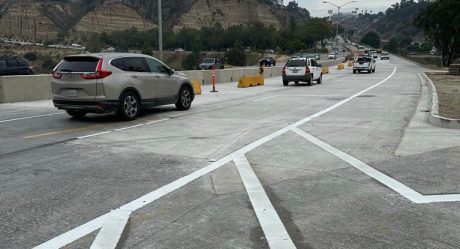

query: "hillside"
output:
0 0 310 42
341 0 431 43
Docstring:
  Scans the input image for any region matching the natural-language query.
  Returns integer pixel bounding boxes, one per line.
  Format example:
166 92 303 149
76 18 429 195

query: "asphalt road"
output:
1 56 460 249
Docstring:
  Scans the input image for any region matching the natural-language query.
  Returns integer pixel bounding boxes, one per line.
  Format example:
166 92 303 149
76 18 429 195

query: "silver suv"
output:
51 53 194 120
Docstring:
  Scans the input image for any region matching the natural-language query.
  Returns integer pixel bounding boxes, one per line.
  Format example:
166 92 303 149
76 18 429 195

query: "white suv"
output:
353 56 376 74
282 58 323 86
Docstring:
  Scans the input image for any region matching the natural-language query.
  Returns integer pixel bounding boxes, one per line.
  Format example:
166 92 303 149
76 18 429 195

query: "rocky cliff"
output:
0 0 310 42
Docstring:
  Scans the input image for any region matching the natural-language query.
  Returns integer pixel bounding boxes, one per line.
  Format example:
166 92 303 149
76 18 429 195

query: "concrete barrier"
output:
238 75 264 88
0 66 284 103
337 64 345 70
191 80 201 95
0 74 52 103
321 66 329 74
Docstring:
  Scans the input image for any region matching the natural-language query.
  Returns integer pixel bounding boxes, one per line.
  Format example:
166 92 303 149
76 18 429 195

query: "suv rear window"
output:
356 57 371 63
56 57 99 72
286 60 306 67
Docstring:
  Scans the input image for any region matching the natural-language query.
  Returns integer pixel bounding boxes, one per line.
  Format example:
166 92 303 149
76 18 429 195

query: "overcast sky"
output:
295 0 400 17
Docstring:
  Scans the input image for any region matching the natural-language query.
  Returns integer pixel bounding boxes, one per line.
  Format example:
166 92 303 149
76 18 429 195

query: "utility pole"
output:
323 1 357 39
158 0 163 61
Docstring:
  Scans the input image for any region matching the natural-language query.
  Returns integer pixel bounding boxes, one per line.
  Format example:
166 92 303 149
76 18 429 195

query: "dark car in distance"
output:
260 57 276 66
0 56 34 76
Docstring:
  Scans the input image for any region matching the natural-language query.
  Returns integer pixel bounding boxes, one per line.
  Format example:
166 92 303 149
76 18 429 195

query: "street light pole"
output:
158 0 163 61
323 1 356 39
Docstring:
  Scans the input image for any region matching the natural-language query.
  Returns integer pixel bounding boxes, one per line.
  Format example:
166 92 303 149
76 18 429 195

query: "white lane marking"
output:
425 194 460 203
291 67 397 128
0 112 62 123
77 131 113 139
90 210 131 249
252 95 279 102
77 118 170 139
291 127 428 204
233 153 296 249
32 155 233 249
34 68 398 248
33 214 109 249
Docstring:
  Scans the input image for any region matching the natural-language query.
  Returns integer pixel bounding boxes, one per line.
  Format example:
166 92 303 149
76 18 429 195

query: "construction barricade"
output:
238 75 264 88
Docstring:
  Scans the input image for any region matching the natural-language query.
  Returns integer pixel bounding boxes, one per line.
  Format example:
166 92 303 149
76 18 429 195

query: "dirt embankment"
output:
427 73 460 119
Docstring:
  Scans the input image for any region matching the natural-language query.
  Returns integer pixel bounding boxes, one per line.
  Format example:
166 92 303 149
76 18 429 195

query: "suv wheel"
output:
118 91 140 120
307 75 313 86
283 80 289 86
66 110 87 119
175 86 193 110
317 74 322 84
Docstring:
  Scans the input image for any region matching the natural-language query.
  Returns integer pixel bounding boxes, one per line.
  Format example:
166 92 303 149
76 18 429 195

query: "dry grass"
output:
427 73 460 119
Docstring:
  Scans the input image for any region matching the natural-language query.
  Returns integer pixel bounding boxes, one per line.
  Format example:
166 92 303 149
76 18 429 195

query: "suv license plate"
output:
292 69 298 73
66 89 77 97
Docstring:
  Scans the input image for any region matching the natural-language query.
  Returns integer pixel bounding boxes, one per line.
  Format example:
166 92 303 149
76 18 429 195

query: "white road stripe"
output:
77 118 170 139
90 210 131 249
77 131 112 139
425 194 460 203
290 127 428 204
0 112 62 123
252 95 279 102
33 68 398 248
32 155 233 249
290 67 397 128
233 153 296 249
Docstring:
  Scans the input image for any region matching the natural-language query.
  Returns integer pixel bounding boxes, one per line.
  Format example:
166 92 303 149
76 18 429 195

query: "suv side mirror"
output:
169 68 175 75
318 64 322 67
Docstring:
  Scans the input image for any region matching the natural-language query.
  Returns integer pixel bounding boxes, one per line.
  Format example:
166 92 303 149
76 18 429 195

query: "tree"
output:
225 41 246 66
415 0 460 66
384 37 399 52
141 42 153 55
361 31 381 48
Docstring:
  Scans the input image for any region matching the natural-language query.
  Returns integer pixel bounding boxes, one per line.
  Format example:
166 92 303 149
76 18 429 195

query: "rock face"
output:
74 3 156 34
0 0 308 41
173 0 281 31
0 2 57 41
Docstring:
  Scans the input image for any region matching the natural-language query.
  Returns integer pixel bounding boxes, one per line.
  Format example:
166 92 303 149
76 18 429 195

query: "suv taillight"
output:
52 71 62 79
305 66 311 75
81 59 112 80
282 66 286 76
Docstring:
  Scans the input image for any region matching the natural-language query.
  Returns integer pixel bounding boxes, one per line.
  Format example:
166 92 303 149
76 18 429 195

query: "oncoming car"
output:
51 53 195 120
282 57 323 86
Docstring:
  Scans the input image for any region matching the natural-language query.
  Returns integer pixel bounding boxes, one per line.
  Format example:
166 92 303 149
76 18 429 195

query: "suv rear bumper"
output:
283 74 311 82
53 99 118 114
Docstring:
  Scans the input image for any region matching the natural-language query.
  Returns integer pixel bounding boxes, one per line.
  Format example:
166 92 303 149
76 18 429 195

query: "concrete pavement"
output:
1 57 460 249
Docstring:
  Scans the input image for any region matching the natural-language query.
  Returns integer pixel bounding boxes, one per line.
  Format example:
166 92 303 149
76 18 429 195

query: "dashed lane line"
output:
0 112 63 123
33 68 397 249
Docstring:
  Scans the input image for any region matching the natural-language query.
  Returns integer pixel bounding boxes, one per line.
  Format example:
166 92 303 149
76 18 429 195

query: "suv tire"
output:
176 86 193 111
317 74 322 84
66 110 87 119
283 80 289 86
307 75 313 86
118 91 140 120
